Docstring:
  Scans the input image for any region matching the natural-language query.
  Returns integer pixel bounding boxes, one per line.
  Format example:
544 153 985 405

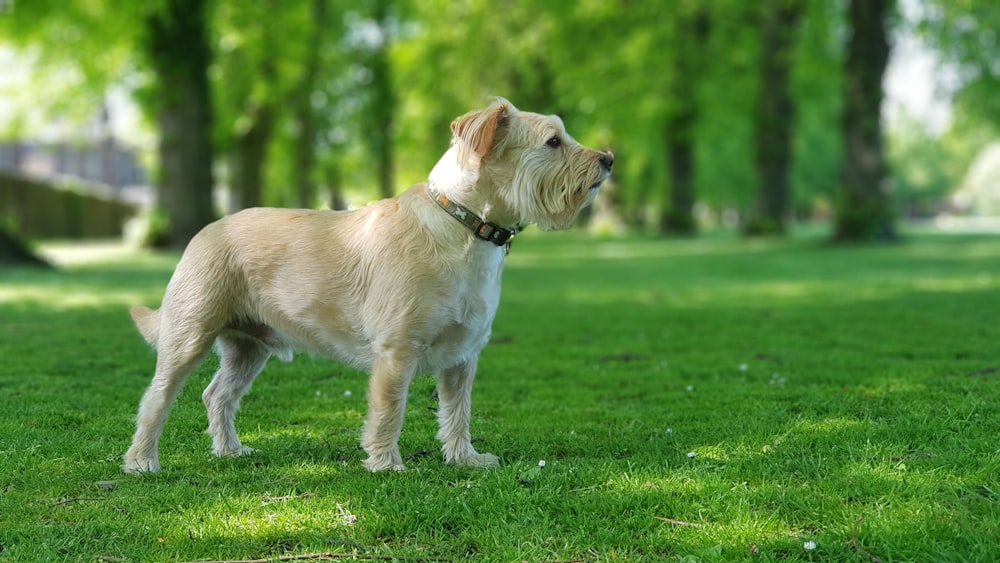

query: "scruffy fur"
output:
123 98 613 474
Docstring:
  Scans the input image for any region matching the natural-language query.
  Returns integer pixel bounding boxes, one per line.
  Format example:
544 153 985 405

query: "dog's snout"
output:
599 151 614 171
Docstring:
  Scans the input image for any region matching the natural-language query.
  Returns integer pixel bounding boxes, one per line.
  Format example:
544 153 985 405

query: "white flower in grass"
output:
687 451 697 459
685 385 694 392
739 363 748 372
343 390 353 397
537 460 546 468
665 428 673 435
803 541 816 551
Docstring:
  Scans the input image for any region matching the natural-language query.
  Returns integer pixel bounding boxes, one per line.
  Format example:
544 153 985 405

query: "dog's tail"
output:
130 306 160 348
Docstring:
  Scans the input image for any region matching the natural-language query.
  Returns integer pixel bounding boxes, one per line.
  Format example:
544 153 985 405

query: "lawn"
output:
1 228 998 562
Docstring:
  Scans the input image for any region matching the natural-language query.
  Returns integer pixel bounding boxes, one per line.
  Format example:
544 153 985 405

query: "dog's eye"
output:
546 136 561 148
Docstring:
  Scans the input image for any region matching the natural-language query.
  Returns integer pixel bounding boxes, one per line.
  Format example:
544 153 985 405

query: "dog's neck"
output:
427 184 519 252
427 146 521 229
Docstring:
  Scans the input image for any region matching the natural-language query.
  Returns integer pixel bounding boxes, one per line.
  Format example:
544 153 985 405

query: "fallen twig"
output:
54 497 107 506
847 517 881 563
655 516 703 528
179 553 453 563
261 492 316 504
180 555 334 563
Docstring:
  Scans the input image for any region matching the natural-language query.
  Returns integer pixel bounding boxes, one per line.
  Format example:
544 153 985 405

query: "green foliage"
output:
1 232 999 560
743 214 785 237
132 206 173 248
2 0 998 235
0 1 152 123
790 0 845 214
919 0 1000 128
888 115 954 215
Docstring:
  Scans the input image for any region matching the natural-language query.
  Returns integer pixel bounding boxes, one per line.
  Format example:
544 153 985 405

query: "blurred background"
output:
0 0 997 256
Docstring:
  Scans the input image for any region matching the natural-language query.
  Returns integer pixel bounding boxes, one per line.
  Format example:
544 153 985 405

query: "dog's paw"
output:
363 452 405 472
449 451 500 468
214 445 258 458
123 456 160 474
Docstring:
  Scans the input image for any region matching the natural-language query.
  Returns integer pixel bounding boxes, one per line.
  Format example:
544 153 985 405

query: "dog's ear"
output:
451 98 513 165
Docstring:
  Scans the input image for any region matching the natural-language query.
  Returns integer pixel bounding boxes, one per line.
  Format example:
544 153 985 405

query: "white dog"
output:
123 97 613 474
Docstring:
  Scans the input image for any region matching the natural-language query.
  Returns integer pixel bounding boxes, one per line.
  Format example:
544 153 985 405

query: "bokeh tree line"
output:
1 0 997 248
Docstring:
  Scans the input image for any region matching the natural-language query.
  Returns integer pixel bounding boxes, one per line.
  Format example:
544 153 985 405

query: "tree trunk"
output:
293 102 318 209
660 10 709 236
227 12 277 215
835 0 896 242
146 0 215 249
745 0 803 237
293 0 327 209
227 104 274 213
370 0 396 200
661 110 697 235
325 160 346 211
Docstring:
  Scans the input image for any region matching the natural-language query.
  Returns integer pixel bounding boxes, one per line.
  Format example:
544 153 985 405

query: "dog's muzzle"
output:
586 151 615 193
599 151 615 172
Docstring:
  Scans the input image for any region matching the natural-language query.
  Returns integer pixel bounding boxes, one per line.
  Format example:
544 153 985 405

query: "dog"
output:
123 97 613 474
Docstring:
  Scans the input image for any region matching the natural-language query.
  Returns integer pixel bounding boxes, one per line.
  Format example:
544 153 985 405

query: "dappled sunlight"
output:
527 264 1000 311
505 232 790 268
788 417 872 436
0 282 157 310
590 411 978 560
37 241 154 267
168 486 362 553
499 231 1000 316
560 279 848 308
1 241 175 311
908 274 996 293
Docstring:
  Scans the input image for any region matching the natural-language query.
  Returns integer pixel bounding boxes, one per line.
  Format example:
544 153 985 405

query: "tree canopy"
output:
1 0 997 245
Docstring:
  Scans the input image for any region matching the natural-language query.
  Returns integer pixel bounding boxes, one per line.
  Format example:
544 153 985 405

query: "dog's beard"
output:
507 158 607 231
519 182 604 231
582 185 601 208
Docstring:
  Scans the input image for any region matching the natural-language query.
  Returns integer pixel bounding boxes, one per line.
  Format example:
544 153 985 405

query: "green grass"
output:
1 229 999 562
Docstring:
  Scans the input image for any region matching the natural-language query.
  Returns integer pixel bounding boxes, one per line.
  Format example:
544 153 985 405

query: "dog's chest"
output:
420 251 504 370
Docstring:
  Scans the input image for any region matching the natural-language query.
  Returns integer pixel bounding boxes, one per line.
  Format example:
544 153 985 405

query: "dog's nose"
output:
599 151 614 171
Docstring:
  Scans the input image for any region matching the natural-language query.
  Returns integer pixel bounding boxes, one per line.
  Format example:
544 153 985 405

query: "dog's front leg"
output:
435 357 499 467
360 350 418 471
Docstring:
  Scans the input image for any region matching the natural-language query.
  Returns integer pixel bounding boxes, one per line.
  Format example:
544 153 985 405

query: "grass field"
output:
1 228 998 562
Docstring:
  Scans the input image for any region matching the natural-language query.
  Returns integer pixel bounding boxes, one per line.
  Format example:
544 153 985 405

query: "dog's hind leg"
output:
435 357 499 467
202 333 270 457
124 327 216 474
361 349 418 471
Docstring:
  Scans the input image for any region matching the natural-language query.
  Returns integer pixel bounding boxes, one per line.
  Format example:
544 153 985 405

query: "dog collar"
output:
428 185 521 254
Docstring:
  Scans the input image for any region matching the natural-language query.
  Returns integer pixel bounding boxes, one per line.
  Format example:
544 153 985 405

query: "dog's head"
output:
445 97 614 231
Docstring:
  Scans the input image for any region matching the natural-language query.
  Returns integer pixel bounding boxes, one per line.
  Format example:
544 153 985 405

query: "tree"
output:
745 0 803 236
660 6 711 236
290 0 330 208
214 0 281 213
834 0 896 242
145 0 217 248
0 0 217 248
363 0 398 200
919 1 1000 131
788 0 843 221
